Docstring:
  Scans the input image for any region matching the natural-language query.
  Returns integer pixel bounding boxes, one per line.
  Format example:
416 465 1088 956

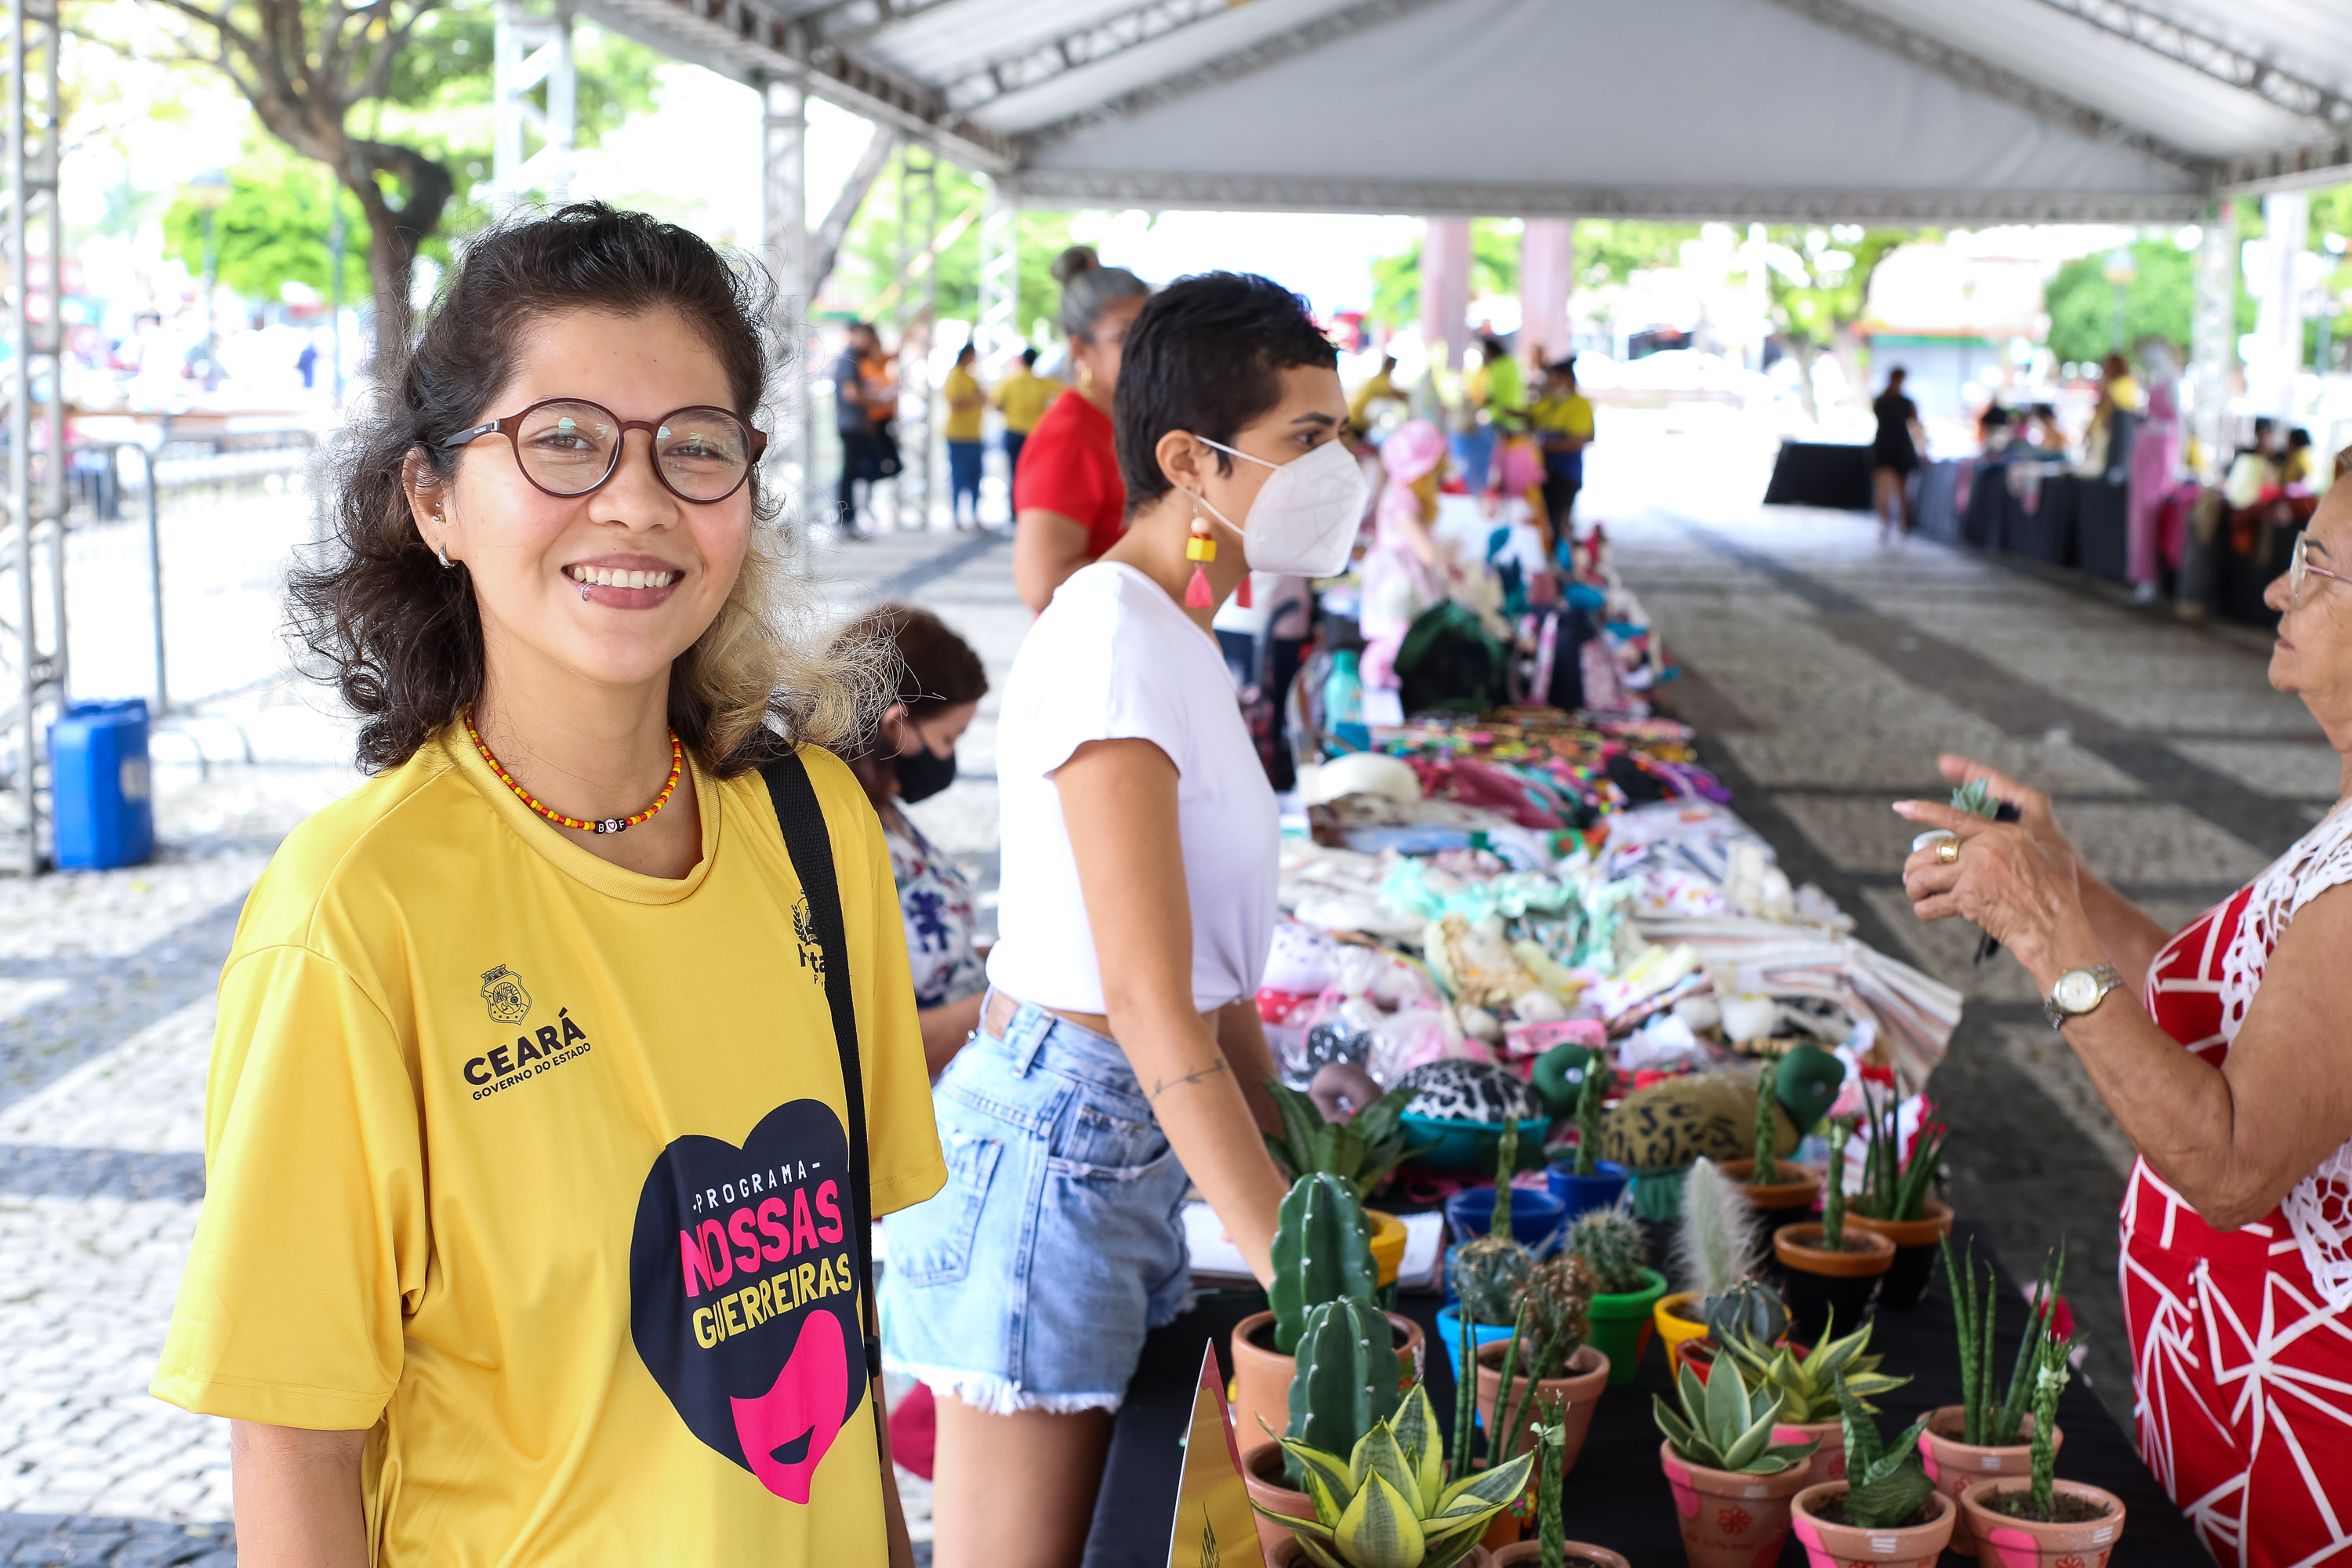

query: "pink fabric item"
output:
1380 419 1447 485
2126 379 2181 587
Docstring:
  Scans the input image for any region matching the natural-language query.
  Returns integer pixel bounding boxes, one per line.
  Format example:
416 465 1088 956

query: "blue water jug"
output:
1323 648 1369 755
49 699 154 869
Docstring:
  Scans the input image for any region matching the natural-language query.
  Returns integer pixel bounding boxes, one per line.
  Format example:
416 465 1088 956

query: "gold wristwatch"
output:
2044 964 2122 1029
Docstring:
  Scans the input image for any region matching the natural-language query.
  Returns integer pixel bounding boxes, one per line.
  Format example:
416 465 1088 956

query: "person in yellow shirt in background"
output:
1347 351 1404 437
988 345 1060 480
1531 356 1595 547
151 204 942 1568
942 343 986 529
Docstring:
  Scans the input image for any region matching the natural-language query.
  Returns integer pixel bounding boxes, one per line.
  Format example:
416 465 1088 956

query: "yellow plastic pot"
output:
1653 1290 1711 1378
1366 1207 1407 1288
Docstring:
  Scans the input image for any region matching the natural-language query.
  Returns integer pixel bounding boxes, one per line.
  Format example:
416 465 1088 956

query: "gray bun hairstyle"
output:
1051 244 1149 343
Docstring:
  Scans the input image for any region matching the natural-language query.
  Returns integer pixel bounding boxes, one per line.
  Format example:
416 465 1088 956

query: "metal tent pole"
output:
2188 200 2238 484
491 0 576 212
976 175 1018 361
759 73 809 570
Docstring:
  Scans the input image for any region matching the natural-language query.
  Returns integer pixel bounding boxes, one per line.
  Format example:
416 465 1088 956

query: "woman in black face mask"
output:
835 602 990 1074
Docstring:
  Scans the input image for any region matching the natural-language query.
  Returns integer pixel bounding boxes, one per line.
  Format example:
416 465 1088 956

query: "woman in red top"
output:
1012 245 1149 612
1897 490 2352 1568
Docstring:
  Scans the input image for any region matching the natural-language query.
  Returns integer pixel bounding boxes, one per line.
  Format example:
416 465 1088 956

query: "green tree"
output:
1363 217 1522 332
836 154 1073 343
1751 226 1922 416
2042 234 2260 368
164 138 369 303
1574 220 1700 288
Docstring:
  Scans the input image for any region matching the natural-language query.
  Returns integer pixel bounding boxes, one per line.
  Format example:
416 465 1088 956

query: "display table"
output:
1078 1223 2204 1566
1762 441 1873 511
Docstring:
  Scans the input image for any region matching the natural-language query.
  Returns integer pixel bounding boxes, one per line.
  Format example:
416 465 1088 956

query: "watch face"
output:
2054 971 2098 1011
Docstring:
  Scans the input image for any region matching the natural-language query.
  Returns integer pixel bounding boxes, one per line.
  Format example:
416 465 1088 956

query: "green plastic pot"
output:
1581 1265 1668 1386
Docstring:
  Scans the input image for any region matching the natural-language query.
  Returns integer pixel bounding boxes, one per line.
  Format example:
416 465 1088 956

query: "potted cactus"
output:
1250 1381 1531 1568
1790 1376 1957 1566
1440 1122 1544 1368
1716 1308 1910 1490
1958 1337 2125 1566
1234 1173 1426 1465
1544 1051 1629 1220
1265 1073 1431 1293
1243 1294 1410 1556
1653 1160 1757 1378
1474 1258 1609 1479
1844 1084 1951 1310
1771 1118 1894 1338
1447 1117 1569 1255
1715 1055 1824 1222
1566 1210 1665 1388
1923 1236 2070 1558
1653 1356 1820 1568
1490 1392 1632 1568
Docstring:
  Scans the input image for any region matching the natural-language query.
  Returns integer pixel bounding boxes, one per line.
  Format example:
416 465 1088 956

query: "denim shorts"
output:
880 992 1192 1414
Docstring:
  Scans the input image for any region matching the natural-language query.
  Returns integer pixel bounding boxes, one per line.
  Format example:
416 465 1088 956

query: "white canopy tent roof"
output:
571 0 2352 221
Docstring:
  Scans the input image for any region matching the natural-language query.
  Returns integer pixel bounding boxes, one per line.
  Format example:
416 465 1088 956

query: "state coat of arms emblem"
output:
479 964 532 1023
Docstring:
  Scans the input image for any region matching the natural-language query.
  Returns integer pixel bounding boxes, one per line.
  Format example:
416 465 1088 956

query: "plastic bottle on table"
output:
1323 648 1370 755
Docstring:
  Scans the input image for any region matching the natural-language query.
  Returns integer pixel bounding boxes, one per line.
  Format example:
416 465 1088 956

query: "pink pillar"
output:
1421 217 1471 371
1519 219 1573 367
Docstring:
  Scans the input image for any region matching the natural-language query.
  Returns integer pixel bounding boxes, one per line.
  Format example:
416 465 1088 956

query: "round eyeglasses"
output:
438 398 768 503
2289 531 2346 606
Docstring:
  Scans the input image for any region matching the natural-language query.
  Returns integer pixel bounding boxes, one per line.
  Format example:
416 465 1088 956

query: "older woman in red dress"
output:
1898 481 2352 1568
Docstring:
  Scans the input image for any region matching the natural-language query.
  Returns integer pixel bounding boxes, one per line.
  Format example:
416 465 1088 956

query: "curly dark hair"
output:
288 201 877 776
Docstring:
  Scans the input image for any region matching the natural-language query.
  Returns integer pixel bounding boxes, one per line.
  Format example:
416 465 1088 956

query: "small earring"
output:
437 543 452 569
1183 492 1216 609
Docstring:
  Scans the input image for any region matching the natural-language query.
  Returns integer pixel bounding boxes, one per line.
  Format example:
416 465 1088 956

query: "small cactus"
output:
1751 1056 1780 1184
1701 1279 1788 1348
1283 1296 1404 1486
1823 1116 1851 1250
1571 1051 1610 1177
1512 1255 1595 1378
1451 1232 1534 1327
1269 1173 1379 1356
1567 1210 1650 1296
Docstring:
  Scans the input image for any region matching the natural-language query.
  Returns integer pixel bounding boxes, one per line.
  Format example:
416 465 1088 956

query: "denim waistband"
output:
978 989 1142 1098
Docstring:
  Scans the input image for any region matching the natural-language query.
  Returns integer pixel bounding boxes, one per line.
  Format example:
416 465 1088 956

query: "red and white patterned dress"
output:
2125 807 2352 1568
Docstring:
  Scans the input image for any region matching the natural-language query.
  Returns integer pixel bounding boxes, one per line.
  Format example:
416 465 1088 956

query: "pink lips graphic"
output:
730 1308 849 1502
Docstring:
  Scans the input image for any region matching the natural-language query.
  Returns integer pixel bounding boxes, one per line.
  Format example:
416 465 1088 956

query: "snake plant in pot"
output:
1653 1358 1820 1568
1566 1211 1664 1387
1923 1236 2070 1558
1489 1392 1632 1568
1771 1118 1893 1338
1715 1055 1824 1225
1544 1051 1628 1220
1844 1084 1951 1309
1958 1336 2126 1564
1718 1307 1910 1490
1475 1258 1607 1478
1790 1376 1956 1566
1250 1381 1534 1568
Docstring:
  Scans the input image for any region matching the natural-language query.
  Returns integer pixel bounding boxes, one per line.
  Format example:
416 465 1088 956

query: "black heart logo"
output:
629 1098 866 1501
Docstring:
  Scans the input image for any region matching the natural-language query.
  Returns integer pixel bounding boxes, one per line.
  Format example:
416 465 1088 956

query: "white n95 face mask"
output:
1192 434 1370 579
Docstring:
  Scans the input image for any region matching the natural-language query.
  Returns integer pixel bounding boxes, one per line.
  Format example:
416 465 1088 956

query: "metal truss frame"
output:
760 74 814 564
939 0 1245 116
1 0 62 875
490 0 577 211
2016 0 2350 130
1757 0 2212 178
892 142 937 530
998 168 2209 224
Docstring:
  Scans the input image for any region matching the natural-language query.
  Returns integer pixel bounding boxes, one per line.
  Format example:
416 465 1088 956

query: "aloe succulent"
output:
1653 1358 1820 1475
1831 1374 1934 1529
1253 1381 1535 1568
1272 1173 1381 1356
1566 1210 1649 1296
1718 1308 1910 1424
1751 1056 1780 1183
1700 1279 1788 1349
1942 1235 2067 1446
1265 1076 1431 1201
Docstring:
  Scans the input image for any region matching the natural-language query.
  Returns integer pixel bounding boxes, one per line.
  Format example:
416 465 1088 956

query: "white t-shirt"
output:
988 561 1279 1015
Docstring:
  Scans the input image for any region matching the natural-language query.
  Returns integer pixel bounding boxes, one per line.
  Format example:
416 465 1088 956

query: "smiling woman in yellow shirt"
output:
150 205 943 1568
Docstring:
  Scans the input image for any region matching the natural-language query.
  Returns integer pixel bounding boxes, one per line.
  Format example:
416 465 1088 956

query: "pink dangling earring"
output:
1184 493 1216 608
1234 573 1253 608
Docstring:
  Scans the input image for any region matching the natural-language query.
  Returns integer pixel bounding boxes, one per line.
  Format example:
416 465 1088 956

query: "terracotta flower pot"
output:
1584 1266 1667 1387
1475 1340 1609 1472
1658 1438 1813 1568
1919 1406 2063 1559
1773 1416 1846 1492
1718 1157 1822 1212
1227 1308 1426 1461
1791 1481 1958 1566
1773 1222 1895 1339
1846 1200 1954 1311
1958 1477 2125 1568
1493 1538 1632 1567
1653 1290 1711 1378
1241 1439 1315 1562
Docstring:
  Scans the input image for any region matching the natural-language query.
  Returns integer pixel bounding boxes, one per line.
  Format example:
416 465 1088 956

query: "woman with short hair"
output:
885 271 1367 1566
151 203 942 1566
1011 245 1151 612
1901 481 2352 1566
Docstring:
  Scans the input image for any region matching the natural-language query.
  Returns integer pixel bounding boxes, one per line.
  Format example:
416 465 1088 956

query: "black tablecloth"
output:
1762 442 1873 511
1079 1225 2205 1566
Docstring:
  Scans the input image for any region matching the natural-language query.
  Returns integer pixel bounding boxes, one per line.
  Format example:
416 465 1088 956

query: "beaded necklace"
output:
464 706 684 835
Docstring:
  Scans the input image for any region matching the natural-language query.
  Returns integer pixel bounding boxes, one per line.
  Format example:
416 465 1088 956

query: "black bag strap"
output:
760 750 886 1406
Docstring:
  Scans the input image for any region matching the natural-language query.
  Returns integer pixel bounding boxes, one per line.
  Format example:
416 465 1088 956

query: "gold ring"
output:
1936 837 1961 866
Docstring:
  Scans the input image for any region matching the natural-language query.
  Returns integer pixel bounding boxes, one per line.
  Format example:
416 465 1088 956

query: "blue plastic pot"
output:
1433 1302 1517 1386
1545 1160 1631 1221
1397 1112 1552 1172
1443 1184 1568 1257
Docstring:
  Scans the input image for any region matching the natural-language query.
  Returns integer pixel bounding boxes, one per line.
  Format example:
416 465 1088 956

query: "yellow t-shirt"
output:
1531 393 1595 441
942 365 985 442
990 368 1062 434
151 731 944 1566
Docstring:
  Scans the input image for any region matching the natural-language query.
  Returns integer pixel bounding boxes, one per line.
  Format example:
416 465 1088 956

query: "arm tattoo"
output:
1147 1059 1231 1102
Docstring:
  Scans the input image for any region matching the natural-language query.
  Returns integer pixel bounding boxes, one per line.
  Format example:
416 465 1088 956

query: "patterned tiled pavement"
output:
4 421 2325 1555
